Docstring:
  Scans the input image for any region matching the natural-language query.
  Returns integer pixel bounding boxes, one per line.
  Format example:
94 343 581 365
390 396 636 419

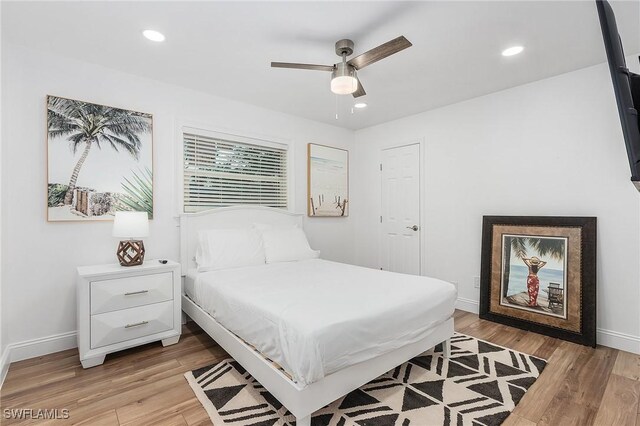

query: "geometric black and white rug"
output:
184 333 546 426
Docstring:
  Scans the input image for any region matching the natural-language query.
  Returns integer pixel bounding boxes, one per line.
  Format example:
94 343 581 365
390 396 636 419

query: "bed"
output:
180 206 455 426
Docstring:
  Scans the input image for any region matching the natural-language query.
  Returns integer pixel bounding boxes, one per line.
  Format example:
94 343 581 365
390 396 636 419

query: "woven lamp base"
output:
117 240 146 267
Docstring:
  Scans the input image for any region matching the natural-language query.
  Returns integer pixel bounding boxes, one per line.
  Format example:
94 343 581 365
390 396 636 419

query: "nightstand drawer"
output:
91 272 173 314
90 301 174 349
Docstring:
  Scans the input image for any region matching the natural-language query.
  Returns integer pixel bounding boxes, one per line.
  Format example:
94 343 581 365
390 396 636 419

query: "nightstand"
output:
76 260 181 368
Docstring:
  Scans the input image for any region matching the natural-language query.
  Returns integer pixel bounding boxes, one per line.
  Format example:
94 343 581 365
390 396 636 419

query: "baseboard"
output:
597 328 640 354
454 298 639 354
455 297 479 314
0 316 637 387
0 347 11 388
9 331 77 363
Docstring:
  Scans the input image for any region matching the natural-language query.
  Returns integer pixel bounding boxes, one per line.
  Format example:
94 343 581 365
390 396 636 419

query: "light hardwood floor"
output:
1 310 638 425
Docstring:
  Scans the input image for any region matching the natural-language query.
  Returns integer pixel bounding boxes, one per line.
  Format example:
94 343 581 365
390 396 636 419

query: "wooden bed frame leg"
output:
443 338 452 358
296 415 311 426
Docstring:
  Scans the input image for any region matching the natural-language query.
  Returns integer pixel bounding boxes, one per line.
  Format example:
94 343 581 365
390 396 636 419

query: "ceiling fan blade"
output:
271 62 335 72
352 80 366 98
348 36 412 70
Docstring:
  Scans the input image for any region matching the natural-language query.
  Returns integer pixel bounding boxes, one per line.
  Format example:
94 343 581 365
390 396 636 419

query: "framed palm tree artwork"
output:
480 216 596 347
47 95 153 221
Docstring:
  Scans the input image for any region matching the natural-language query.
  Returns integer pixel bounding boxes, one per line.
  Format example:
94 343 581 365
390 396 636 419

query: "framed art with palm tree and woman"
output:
47 95 153 221
480 216 597 347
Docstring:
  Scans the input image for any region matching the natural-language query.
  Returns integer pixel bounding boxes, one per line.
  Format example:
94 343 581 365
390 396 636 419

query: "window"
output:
183 131 288 213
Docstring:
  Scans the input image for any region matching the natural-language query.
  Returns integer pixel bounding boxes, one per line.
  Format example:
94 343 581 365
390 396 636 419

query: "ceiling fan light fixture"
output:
331 76 358 95
271 35 411 98
331 62 358 95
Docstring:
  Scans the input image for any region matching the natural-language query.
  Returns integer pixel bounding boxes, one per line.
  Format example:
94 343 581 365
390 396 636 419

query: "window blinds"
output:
183 132 288 213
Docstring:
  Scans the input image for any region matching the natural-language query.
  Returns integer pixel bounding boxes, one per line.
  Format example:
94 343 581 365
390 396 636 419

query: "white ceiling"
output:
3 1 639 130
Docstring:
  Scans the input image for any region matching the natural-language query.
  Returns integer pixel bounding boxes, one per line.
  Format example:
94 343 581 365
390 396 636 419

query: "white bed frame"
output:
180 206 454 426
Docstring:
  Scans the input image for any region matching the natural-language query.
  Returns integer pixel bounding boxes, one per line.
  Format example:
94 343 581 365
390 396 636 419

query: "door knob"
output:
406 225 419 231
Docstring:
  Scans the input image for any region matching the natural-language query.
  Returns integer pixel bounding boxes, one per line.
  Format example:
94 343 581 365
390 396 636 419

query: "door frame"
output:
379 138 426 275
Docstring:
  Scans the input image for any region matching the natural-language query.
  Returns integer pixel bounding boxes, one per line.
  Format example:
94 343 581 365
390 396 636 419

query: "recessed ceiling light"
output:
502 46 524 57
354 102 367 109
143 30 165 42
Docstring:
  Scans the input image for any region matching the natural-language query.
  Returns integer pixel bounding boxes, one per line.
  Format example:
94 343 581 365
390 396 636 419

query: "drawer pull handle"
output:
125 320 149 329
124 290 149 296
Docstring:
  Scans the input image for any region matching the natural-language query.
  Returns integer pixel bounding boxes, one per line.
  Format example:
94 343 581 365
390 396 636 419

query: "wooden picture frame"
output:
47 95 153 221
480 216 597 347
307 143 349 217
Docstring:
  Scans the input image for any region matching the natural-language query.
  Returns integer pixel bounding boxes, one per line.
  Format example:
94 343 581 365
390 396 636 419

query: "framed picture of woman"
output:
479 216 597 347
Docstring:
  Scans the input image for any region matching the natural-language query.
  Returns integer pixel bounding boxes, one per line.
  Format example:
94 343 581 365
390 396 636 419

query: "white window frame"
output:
176 122 295 214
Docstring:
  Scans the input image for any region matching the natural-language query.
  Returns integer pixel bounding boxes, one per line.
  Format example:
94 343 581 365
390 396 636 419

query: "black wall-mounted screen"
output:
596 0 640 189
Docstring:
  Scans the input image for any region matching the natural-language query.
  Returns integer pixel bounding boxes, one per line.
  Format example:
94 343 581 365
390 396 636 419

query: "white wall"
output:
2 40 639 363
353 58 640 353
0 0 7 385
1 43 354 359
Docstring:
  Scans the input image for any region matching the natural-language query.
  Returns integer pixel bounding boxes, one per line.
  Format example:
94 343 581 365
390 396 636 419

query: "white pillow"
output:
195 228 265 272
254 224 320 263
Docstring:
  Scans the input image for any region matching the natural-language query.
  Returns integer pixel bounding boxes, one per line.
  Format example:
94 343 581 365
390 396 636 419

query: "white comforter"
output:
186 259 456 387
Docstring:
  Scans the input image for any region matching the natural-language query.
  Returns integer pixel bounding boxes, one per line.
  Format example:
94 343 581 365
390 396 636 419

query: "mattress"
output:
185 259 456 387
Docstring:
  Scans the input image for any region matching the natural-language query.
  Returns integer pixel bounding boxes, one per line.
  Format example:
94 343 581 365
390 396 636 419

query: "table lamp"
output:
113 211 149 266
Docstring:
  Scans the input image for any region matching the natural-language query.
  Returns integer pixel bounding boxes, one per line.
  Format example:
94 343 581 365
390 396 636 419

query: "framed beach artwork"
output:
307 143 349 217
479 216 596 347
47 95 153 221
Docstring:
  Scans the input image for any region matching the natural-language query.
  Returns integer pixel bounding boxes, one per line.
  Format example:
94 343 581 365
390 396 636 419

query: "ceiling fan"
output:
271 36 412 98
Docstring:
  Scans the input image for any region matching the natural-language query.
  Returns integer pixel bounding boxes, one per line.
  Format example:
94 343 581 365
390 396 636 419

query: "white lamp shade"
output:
331 76 358 95
113 212 149 238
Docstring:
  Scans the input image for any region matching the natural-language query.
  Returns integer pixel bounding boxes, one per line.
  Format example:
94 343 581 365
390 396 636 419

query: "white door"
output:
380 143 421 274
